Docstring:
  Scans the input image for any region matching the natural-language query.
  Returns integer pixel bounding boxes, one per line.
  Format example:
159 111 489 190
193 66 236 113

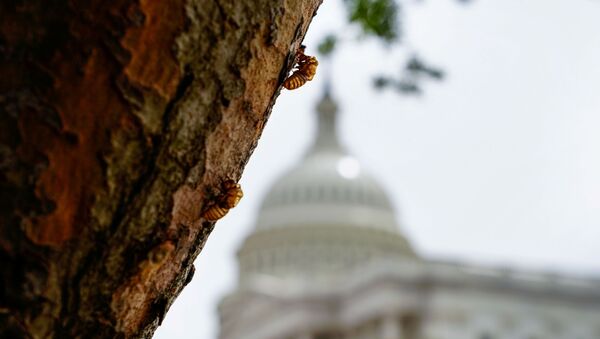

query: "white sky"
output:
154 0 600 338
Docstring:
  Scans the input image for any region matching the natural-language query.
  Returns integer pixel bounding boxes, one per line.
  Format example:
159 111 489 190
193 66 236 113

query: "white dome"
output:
257 149 397 232
238 90 416 283
257 91 396 232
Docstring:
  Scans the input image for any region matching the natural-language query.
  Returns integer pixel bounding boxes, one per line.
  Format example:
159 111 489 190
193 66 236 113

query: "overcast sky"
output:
154 0 600 338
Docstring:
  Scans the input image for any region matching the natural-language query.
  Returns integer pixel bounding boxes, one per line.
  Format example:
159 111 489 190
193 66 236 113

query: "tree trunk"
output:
0 0 321 337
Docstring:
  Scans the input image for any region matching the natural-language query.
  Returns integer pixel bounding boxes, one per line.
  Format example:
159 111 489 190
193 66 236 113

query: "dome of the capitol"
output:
237 89 416 284
258 91 395 231
257 144 397 232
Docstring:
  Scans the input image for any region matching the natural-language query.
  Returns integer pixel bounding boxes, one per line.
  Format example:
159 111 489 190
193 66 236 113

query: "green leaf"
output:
345 0 400 42
318 35 338 57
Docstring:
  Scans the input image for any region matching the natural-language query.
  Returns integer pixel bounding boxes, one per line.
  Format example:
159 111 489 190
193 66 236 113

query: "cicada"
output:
202 180 243 221
283 45 318 90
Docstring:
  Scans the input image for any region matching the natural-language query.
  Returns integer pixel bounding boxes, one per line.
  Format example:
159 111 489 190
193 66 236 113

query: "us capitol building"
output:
218 90 600 339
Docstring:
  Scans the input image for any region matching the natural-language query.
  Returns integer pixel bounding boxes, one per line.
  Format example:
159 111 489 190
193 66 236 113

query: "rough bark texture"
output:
0 0 321 337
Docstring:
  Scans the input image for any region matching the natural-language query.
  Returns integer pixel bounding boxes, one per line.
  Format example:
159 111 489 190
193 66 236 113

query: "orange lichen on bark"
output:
22 0 187 246
23 49 129 246
121 0 185 99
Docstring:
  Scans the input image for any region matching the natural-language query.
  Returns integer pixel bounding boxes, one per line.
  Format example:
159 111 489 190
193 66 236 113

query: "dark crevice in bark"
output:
59 237 100 333
106 67 194 235
161 67 196 140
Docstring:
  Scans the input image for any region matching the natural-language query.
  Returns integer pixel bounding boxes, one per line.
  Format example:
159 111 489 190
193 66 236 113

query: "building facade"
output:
218 91 600 339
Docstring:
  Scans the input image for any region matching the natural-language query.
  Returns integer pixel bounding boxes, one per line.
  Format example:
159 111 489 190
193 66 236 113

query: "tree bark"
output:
0 0 321 337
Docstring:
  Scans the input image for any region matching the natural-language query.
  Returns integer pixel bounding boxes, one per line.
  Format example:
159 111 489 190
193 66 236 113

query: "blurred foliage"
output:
374 55 444 95
318 0 470 95
346 0 399 42
317 35 337 56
